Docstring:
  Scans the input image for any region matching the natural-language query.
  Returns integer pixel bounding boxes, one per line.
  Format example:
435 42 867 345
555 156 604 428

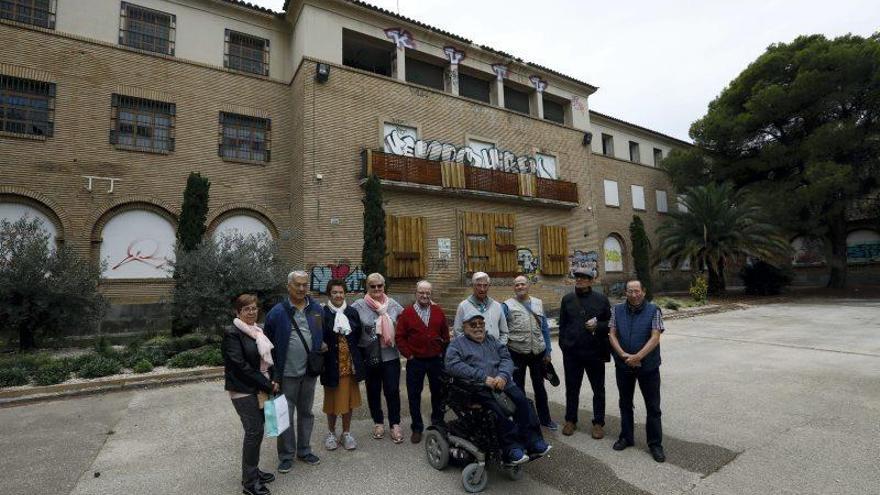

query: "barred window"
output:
110 94 175 153
0 75 54 137
1 0 55 29
219 112 270 162
224 30 269 76
119 2 175 56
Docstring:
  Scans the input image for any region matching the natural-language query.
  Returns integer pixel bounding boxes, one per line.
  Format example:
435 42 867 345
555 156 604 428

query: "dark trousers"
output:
479 383 544 453
562 352 606 425
366 358 401 426
510 350 552 424
231 394 264 487
405 356 445 432
615 365 662 447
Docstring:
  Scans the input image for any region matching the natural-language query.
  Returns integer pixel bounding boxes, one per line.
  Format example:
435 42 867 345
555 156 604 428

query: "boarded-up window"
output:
385 215 427 278
631 185 645 210
540 225 568 275
462 212 517 276
604 179 619 206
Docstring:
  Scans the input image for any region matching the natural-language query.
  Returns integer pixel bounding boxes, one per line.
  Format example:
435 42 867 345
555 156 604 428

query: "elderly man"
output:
446 307 551 465
453 272 509 344
503 275 558 430
395 280 450 444
558 267 612 439
264 270 326 473
608 280 666 463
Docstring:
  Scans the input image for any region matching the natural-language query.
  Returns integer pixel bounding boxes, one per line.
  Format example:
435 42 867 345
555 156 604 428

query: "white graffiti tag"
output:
443 46 466 65
529 75 548 93
491 64 509 81
384 28 416 49
384 129 540 174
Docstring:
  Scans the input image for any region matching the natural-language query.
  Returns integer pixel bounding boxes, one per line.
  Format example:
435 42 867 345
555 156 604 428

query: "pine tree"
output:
361 174 386 279
629 215 653 300
173 172 210 336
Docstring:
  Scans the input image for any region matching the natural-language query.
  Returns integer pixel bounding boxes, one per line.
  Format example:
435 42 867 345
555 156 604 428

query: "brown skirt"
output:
323 375 362 416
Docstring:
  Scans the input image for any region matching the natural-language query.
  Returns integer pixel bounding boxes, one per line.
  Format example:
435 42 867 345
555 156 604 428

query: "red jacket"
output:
396 303 450 359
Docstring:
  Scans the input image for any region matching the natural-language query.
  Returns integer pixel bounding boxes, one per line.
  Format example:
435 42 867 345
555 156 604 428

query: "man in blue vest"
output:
608 279 666 463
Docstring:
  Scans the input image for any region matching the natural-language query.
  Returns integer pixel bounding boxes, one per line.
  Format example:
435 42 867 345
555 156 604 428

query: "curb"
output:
0 367 224 408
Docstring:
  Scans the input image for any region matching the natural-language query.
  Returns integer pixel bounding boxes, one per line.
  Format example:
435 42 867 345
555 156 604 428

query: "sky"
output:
247 0 878 142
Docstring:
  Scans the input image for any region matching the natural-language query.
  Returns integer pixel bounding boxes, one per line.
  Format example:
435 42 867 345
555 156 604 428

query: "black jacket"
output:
558 288 612 362
321 305 366 388
222 325 274 395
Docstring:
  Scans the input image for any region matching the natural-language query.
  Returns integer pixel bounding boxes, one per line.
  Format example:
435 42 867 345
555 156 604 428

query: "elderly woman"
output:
351 273 405 443
321 278 364 451
222 293 280 495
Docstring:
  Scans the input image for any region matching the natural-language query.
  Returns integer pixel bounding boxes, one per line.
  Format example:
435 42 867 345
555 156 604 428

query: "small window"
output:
110 94 175 153
342 29 393 77
535 153 557 179
119 2 176 56
219 112 271 162
603 179 619 207
1 0 56 29
656 190 668 213
459 73 491 103
677 194 688 213
542 97 565 124
405 57 444 91
504 85 530 114
601 133 614 156
225 30 269 76
631 185 646 210
629 141 640 163
653 148 663 166
0 75 55 137
603 235 624 273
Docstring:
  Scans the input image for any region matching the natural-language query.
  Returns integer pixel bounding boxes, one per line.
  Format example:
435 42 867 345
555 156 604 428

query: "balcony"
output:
362 150 579 207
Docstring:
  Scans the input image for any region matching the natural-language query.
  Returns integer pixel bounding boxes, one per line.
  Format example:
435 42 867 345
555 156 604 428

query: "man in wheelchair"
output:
445 307 552 465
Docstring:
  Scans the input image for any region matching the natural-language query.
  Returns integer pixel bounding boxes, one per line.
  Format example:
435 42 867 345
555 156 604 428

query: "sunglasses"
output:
369 284 384 289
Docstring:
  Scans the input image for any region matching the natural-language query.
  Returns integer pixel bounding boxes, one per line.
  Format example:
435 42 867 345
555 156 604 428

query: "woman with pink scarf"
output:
351 273 406 443
222 294 279 495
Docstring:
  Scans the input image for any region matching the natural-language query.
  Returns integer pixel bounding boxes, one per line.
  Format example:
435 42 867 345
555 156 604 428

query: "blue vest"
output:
612 302 661 371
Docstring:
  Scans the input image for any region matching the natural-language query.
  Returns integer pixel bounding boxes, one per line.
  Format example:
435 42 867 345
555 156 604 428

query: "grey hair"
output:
366 272 385 286
287 270 308 284
513 275 529 284
471 272 490 284
416 280 432 291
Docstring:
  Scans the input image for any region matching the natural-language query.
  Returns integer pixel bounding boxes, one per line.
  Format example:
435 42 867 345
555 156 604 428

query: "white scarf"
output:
327 300 352 336
233 318 274 377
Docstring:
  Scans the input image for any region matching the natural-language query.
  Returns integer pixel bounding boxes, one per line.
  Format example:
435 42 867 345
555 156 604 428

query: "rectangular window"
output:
653 147 663 166
631 185 646 210
405 57 445 91
110 94 175 153
542 97 565 124
656 190 668 213
604 179 619 207
219 112 270 163
1 0 55 29
677 193 688 213
504 85 530 114
0 75 54 137
342 29 393 77
601 133 614 156
462 211 517 276
459 73 491 103
535 153 557 179
629 141 640 163
119 2 176 56
224 30 269 76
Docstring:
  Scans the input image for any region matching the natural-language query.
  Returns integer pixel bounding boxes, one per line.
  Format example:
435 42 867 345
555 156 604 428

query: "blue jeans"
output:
478 383 544 453
405 356 445 432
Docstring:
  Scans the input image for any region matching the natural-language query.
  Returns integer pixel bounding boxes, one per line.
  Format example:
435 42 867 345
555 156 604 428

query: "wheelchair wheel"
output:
505 464 524 480
425 430 450 470
461 463 488 493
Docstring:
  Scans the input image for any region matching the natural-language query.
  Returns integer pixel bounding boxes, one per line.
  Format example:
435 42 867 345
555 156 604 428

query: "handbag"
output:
291 314 325 377
264 394 290 437
361 329 382 368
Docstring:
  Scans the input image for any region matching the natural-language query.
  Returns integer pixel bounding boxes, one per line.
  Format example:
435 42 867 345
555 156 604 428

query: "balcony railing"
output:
364 150 578 206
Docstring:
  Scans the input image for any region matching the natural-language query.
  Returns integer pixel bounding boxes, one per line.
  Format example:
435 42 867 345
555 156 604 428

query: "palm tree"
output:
656 182 790 294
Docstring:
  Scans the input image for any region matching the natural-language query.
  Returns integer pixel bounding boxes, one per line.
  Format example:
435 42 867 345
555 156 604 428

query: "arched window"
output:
603 235 624 273
0 202 58 245
791 236 826 266
212 214 272 241
100 209 175 279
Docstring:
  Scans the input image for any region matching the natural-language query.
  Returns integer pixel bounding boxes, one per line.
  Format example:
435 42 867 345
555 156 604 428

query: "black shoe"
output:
297 453 321 465
612 438 633 451
242 482 270 495
649 445 666 463
258 470 275 484
277 459 293 473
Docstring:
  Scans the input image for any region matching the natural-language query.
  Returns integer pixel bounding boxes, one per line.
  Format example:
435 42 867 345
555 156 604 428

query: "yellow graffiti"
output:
605 250 622 263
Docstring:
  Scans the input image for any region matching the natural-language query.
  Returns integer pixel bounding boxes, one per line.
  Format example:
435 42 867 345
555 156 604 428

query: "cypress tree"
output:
629 215 653 300
173 172 210 336
361 174 386 279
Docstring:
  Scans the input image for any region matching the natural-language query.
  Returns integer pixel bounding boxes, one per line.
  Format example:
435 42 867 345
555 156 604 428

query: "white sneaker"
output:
342 432 357 450
324 431 338 451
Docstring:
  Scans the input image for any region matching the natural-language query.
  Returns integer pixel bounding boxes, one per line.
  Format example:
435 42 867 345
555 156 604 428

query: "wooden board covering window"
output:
385 215 427 278
461 211 517 276
540 225 568 275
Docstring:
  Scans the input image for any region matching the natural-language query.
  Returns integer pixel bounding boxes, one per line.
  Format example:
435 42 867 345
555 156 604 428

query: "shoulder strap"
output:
288 307 312 353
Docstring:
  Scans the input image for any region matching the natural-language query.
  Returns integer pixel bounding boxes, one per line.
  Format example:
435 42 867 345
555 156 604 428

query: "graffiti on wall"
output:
383 128 555 176
791 236 826 266
310 262 367 294
609 281 626 297
384 28 415 49
528 75 548 93
443 46 465 65
571 96 587 113
568 250 599 278
491 64 508 81
847 242 880 263
516 248 539 283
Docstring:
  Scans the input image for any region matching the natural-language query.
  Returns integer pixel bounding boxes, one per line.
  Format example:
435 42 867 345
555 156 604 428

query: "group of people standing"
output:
222 268 665 495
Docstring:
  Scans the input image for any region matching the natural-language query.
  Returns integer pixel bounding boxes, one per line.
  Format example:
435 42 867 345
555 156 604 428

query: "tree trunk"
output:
18 326 35 351
826 213 848 289
707 260 726 295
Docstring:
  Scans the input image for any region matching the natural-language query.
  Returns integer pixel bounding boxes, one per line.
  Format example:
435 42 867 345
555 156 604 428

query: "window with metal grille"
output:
0 75 54 137
110 94 175 153
405 56 444 91
225 30 269 76
459 73 490 103
504 85 530 114
543 97 565 124
1 0 56 29
119 2 175 56
219 112 270 163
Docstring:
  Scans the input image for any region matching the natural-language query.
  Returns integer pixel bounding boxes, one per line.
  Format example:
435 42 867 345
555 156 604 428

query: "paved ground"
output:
1 299 878 495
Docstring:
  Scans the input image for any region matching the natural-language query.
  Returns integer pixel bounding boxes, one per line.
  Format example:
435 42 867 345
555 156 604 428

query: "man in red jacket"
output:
396 280 450 444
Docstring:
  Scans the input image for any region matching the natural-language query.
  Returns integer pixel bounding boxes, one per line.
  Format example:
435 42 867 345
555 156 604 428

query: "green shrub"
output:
740 260 792 296
663 299 682 310
166 350 203 368
125 346 168 367
689 275 708 304
168 334 208 353
60 353 98 374
0 367 29 387
77 356 123 379
33 361 70 386
199 347 223 367
144 335 171 348
132 359 154 374
0 352 52 372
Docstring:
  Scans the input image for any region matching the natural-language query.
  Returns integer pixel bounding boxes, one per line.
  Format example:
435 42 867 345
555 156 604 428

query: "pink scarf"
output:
364 293 395 347
233 318 274 377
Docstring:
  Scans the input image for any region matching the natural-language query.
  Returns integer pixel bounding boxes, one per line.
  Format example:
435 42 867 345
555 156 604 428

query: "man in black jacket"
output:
558 267 612 439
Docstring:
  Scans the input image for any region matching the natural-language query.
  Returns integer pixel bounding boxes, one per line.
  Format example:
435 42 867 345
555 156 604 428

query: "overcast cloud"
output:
248 0 878 141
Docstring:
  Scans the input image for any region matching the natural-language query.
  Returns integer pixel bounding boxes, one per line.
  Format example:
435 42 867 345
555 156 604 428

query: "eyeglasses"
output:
369 284 384 289
241 306 259 312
